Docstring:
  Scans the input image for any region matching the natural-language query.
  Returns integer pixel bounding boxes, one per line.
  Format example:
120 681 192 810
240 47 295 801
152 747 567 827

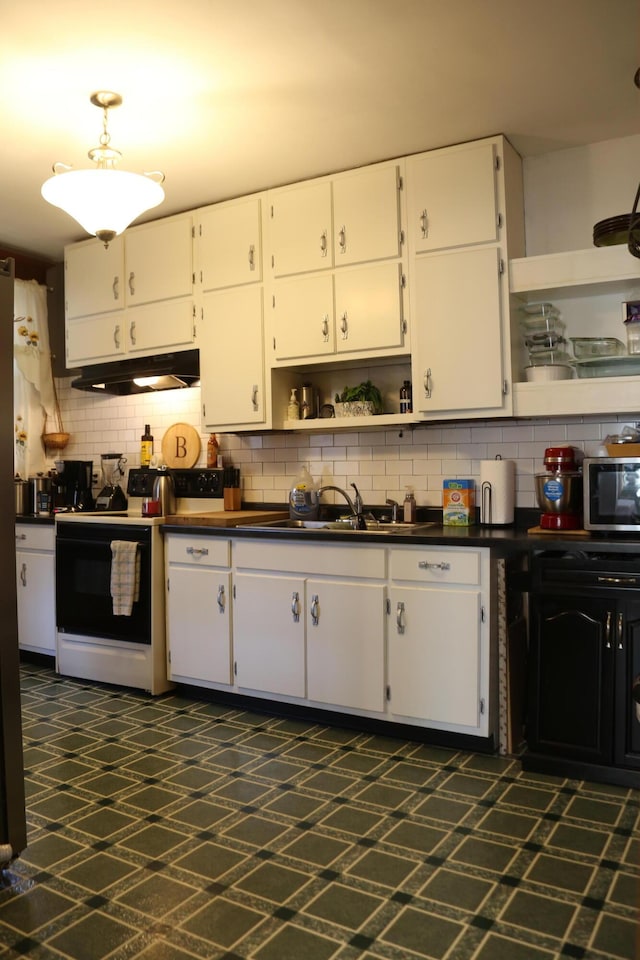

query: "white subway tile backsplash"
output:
54 378 627 510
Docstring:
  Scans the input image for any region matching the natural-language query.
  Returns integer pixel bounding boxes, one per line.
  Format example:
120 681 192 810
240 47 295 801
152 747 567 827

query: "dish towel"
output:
110 540 141 616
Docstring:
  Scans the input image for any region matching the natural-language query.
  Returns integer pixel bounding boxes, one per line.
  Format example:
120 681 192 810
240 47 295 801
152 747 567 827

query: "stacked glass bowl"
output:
520 303 573 381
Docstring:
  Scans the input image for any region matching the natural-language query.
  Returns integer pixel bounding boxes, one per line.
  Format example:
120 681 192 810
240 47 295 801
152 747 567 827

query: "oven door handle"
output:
57 537 149 551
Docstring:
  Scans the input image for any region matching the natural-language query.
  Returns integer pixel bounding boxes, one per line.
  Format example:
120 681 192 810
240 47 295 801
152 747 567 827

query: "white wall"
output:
53 135 640 511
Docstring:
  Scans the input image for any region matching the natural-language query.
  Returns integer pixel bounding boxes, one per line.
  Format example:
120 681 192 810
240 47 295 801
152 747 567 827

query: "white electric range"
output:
55 468 225 694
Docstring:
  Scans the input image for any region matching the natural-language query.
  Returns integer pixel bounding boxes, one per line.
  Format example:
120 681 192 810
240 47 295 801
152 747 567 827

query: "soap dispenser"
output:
403 487 417 522
287 388 300 421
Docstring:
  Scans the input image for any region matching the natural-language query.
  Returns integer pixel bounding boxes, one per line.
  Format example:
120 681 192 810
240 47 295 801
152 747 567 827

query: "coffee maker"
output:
96 454 128 511
53 460 95 512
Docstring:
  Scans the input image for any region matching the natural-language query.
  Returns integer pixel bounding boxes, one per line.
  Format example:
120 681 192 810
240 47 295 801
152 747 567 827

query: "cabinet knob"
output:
396 601 405 634
423 368 432 399
217 584 225 613
321 315 330 342
310 594 320 625
338 224 346 254
418 560 450 571
320 231 328 258
112 276 119 301
340 312 348 340
19 562 26 587
248 244 255 271
291 591 300 623
186 546 209 558
128 271 135 296
420 208 428 238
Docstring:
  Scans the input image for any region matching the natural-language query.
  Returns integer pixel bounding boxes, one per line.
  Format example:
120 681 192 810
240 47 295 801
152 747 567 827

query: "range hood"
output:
71 349 200 395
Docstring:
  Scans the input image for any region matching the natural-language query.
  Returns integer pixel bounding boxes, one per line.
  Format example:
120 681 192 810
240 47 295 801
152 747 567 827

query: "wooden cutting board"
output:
164 510 289 527
161 423 201 468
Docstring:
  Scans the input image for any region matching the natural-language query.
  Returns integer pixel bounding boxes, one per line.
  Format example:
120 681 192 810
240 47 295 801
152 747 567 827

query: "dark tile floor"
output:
0 661 638 959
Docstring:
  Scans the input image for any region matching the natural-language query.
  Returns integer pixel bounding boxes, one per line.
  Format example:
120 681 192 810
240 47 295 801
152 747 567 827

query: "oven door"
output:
56 522 152 644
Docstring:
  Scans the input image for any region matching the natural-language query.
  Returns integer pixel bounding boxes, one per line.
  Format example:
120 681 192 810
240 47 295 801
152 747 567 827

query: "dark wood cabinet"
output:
526 550 640 787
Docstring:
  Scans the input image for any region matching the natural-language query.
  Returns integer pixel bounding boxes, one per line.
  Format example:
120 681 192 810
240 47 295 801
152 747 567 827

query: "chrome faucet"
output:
386 498 400 523
317 483 367 529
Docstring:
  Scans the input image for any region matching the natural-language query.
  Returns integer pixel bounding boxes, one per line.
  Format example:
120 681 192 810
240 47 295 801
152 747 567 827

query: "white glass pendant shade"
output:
42 168 164 245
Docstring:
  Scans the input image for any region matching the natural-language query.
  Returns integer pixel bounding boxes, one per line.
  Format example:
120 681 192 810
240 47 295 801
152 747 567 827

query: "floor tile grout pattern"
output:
0 662 637 959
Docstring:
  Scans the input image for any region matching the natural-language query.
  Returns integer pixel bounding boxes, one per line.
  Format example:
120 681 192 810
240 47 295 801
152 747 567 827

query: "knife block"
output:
224 487 242 510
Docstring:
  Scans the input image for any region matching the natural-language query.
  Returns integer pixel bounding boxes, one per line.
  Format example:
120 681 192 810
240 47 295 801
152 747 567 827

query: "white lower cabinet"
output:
233 539 386 713
388 546 491 736
233 572 306 697
165 535 232 687
15 524 56 656
165 534 494 743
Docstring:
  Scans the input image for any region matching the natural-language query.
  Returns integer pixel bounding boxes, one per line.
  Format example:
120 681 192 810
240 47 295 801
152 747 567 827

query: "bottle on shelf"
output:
400 380 412 414
140 424 154 467
207 433 220 468
287 388 300 420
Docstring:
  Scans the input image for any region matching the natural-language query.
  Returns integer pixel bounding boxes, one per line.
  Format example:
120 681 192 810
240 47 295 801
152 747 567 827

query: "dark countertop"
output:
161 507 640 557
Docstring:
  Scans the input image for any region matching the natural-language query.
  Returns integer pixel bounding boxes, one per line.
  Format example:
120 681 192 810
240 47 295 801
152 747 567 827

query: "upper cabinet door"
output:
272 273 335 361
197 197 263 290
125 215 193 306
406 141 498 254
269 181 333 277
65 237 125 320
332 164 402 267
412 246 505 415
334 262 405 354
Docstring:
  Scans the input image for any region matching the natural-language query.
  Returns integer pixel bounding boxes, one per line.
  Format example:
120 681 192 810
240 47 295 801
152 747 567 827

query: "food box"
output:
443 479 475 526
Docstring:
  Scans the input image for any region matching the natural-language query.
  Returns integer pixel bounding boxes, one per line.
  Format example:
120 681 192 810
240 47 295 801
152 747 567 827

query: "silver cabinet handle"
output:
248 244 255 271
418 560 451 571
114 324 120 349
605 610 612 649
321 315 330 342
310 594 319 626
186 546 209 558
420 208 428 238
217 584 225 613
320 230 328 258
128 271 135 296
340 312 348 340
617 611 624 651
338 224 346 253
251 384 259 411
423 367 432 399
130 320 136 346
113 276 119 301
20 562 26 587
396 601 405 634
291 591 300 623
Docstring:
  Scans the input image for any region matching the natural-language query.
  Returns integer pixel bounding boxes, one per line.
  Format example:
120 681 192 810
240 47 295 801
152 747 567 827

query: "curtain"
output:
13 279 56 479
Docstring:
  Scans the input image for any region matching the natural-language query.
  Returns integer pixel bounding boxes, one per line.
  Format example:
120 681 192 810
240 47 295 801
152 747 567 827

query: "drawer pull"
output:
418 560 450 571
186 546 209 558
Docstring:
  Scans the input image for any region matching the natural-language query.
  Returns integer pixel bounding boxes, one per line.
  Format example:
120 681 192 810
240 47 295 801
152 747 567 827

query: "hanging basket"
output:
42 431 70 451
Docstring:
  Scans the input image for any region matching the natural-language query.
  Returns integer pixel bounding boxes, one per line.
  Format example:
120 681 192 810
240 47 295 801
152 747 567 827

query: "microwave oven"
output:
584 457 640 532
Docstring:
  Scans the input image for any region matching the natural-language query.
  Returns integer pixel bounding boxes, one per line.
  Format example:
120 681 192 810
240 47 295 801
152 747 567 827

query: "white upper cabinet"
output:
65 237 125 320
272 273 336 361
334 262 404 354
269 161 403 278
196 196 263 290
412 246 505 416
64 213 195 367
200 285 266 429
332 164 402 266
406 140 499 254
124 215 193 305
270 180 333 277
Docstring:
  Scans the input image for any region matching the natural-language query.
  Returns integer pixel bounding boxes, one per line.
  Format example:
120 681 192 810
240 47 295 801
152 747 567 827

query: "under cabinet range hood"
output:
71 349 200 395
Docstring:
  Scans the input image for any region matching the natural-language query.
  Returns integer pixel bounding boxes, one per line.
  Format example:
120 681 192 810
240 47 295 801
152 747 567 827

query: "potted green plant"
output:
334 380 383 417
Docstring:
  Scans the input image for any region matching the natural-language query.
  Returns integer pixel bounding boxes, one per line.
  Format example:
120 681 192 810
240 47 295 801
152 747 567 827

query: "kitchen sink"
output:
242 518 436 534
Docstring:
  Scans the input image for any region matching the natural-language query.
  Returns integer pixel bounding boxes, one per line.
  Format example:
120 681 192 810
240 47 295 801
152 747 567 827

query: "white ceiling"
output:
1 0 638 260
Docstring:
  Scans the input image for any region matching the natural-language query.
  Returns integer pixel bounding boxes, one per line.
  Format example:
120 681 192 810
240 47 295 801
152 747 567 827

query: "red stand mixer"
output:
535 446 584 530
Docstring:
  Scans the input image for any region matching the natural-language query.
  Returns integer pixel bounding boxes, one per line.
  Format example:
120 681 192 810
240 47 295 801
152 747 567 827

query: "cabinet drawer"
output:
15 524 55 551
389 547 480 585
234 539 386 579
166 535 230 568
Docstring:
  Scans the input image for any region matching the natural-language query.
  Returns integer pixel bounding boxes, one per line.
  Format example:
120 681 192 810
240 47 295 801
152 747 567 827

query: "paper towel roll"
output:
480 458 515 525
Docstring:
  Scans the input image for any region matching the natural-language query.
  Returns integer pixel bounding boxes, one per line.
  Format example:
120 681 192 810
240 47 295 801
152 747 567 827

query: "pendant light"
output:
41 91 165 248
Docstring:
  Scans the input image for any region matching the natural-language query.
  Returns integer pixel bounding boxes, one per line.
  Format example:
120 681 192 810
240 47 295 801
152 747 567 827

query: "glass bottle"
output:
140 424 154 467
207 433 219 468
400 380 412 414
287 388 300 420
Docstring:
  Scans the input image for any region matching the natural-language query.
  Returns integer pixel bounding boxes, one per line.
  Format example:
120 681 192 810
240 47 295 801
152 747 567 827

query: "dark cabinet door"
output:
529 596 614 765
615 602 640 770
